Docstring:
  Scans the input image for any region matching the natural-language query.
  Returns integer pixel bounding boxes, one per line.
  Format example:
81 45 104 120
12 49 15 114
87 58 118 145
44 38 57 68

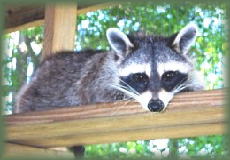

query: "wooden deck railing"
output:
5 89 225 150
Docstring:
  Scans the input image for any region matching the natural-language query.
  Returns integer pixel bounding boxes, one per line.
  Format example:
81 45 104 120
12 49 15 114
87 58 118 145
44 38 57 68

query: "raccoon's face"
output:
107 24 202 112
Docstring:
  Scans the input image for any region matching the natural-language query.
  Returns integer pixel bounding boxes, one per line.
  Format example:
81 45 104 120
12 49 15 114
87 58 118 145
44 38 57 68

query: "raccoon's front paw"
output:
69 145 85 158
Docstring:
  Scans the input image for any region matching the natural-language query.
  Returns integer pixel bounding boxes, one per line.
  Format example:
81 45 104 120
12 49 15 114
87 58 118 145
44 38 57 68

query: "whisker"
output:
110 84 139 100
173 84 187 93
173 82 200 93
118 79 140 96
172 76 188 90
172 76 191 93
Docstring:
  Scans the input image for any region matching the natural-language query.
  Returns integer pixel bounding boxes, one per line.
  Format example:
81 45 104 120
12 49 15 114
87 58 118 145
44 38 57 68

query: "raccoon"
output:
15 24 203 114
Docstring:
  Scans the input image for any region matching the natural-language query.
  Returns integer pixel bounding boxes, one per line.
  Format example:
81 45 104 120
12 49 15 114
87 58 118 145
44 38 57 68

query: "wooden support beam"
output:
42 4 77 59
5 2 117 33
5 5 44 33
5 89 226 148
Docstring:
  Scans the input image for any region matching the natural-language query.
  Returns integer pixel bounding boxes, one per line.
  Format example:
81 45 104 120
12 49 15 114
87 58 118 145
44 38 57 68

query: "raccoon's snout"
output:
147 99 164 112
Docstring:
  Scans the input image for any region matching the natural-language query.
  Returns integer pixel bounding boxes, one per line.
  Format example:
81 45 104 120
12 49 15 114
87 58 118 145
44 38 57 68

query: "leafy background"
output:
2 2 227 159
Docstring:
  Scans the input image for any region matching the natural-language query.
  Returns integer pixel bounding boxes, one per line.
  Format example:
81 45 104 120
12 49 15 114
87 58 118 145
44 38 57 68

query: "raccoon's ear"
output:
106 28 134 57
171 24 197 54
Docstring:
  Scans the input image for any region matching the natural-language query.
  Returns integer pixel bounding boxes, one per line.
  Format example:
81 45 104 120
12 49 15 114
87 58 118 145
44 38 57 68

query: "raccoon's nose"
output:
147 99 164 112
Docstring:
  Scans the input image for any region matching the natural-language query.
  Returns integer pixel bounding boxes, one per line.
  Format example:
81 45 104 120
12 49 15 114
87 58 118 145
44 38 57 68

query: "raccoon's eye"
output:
120 73 149 93
161 71 188 92
132 73 149 84
162 71 179 82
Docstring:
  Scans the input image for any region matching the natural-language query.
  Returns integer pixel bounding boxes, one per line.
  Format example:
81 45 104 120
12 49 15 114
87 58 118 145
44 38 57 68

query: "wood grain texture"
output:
5 2 117 33
42 4 77 59
5 89 226 148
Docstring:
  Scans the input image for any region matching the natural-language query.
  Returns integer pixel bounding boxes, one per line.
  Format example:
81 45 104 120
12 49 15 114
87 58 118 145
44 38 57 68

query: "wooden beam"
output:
3 143 74 158
5 5 45 33
5 2 117 33
42 4 77 59
5 89 226 148
77 2 117 14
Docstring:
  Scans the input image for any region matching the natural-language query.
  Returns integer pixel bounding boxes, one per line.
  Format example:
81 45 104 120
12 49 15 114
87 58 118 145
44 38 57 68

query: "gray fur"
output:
15 51 126 113
15 24 203 113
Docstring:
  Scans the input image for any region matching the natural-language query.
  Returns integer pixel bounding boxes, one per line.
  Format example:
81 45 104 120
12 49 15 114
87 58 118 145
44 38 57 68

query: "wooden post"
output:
42 3 77 59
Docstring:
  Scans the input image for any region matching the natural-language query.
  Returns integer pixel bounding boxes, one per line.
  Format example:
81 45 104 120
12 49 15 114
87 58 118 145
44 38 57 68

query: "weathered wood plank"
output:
5 2 117 33
42 4 77 59
9 123 224 148
5 89 226 148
